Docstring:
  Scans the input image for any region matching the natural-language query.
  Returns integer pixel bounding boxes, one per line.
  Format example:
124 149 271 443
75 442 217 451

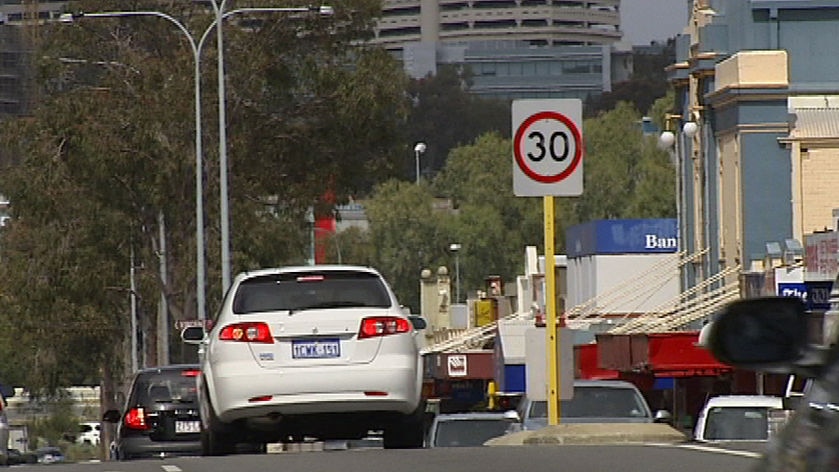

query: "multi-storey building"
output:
372 0 626 100
0 1 66 118
1 1 630 107
664 1 839 300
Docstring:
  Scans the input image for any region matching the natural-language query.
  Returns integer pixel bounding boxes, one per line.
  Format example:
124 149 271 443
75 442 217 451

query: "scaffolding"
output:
420 247 741 354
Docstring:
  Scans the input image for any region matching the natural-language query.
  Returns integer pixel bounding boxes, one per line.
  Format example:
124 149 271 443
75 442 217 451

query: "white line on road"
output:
161 466 183 472
668 443 763 459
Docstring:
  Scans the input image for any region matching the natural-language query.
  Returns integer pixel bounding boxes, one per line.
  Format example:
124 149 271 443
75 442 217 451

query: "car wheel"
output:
200 384 235 456
383 403 426 449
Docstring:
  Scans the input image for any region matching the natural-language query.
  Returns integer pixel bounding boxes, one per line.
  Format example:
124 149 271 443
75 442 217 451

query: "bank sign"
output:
566 219 678 257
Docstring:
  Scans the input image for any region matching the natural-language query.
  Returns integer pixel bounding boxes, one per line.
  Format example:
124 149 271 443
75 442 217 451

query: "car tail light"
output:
124 407 150 431
358 316 412 339
181 369 200 377
218 322 274 343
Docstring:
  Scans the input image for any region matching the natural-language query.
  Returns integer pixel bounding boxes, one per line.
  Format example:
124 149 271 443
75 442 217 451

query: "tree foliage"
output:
403 66 510 181
360 106 675 310
0 0 410 390
568 102 676 223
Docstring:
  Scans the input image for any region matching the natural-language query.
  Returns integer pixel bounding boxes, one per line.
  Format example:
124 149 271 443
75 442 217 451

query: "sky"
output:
620 0 690 46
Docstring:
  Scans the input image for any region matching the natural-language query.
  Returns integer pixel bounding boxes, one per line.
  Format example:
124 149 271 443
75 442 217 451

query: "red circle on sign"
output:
514 111 583 184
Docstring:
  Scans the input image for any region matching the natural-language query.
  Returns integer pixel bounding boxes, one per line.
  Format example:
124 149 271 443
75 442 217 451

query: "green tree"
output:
0 0 410 391
363 181 447 313
569 102 675 223
404 66 510 181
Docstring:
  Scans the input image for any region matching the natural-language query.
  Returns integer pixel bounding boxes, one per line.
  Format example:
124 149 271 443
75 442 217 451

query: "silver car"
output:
426 411 518 447
182 265 427 455
510 379 671 431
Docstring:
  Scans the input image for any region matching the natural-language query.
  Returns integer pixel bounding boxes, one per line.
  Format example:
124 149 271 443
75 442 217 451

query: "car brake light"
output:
218 322 274 343
181 369 200 377
124 407 150 431
358 316 411 339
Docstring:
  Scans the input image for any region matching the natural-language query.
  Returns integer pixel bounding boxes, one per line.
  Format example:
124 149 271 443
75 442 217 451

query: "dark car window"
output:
705 407 770 440
561 387 649 418
130 369 199 405
526 387 649 419
232 271 392 314
433 419 512 447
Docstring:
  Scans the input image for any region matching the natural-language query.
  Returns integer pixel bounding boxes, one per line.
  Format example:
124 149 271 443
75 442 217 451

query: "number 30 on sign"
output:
512 99 584 197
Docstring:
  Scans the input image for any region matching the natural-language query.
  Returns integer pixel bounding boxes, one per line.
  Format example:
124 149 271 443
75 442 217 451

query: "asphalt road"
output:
23 442 759 472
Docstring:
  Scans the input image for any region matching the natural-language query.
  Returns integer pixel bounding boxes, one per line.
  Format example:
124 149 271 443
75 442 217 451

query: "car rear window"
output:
232 270 392 314
131 368 200 406
433 418 512 447
704 406 771 440
527 386 650 419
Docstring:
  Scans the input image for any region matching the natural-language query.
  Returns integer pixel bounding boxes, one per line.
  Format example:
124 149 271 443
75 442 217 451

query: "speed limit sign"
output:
512 99 583 196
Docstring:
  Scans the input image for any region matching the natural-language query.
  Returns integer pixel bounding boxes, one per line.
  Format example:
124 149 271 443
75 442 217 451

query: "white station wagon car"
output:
182 265 427 454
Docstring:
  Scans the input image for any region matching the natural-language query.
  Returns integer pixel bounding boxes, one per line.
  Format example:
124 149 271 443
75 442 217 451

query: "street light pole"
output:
449 243 461 303
61 9 210 323
62 5 335 320
209 2 335 293
414 142 426 185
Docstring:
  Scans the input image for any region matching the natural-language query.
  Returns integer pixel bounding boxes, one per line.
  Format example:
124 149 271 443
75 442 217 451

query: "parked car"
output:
510 379 671 431
181 265 428 455
6 448 37 465
0 385 11 466
103 364 202 460
35 446 65 464
693 395 785 442
703 296 839 471
76 421 101 446
426 411 518 447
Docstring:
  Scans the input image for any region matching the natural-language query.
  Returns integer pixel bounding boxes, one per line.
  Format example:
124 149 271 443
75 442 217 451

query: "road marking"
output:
162 466 183 472
664 443 763 458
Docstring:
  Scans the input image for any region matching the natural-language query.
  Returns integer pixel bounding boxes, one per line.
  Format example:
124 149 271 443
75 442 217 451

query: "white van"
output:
693 395 785 442
76 422 101 446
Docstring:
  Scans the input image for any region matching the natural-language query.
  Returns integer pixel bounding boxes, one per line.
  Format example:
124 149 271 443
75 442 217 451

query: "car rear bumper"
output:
208 360 422 423
117 436 202 459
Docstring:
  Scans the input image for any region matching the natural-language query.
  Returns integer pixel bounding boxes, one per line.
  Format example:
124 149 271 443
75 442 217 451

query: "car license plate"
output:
292 338 340 359
175 421 200 434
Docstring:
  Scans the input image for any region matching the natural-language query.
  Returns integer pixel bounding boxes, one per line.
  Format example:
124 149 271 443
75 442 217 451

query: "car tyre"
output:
383 402 425 449
200 384 235 456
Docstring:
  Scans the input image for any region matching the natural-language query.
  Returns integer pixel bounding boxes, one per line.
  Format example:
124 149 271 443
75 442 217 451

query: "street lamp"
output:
61 5 335 318
414 142 427 184
659 115 698 290
449 243 461 304
210 1 335 292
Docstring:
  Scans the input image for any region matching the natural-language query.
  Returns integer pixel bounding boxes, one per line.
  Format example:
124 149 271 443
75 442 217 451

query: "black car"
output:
104 364 202 460
7 448 37 465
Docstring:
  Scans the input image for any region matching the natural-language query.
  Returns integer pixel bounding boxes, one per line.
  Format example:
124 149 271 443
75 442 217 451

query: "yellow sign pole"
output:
544 196 560 426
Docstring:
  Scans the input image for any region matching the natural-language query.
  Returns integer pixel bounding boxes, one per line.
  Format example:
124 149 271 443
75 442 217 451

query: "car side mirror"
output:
706 296 809 369
654 410 673 423
102 409 121 423
409 315 427 330
181 326 206 344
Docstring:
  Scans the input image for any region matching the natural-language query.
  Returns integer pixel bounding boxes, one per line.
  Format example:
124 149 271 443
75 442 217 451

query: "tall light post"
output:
414 142 427 184
659 115 698 290
61 5 335 320
449 243 461 304
209 1 334 292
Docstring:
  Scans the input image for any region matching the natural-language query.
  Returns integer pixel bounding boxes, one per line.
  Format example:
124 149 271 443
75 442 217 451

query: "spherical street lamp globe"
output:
658 130 676 149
